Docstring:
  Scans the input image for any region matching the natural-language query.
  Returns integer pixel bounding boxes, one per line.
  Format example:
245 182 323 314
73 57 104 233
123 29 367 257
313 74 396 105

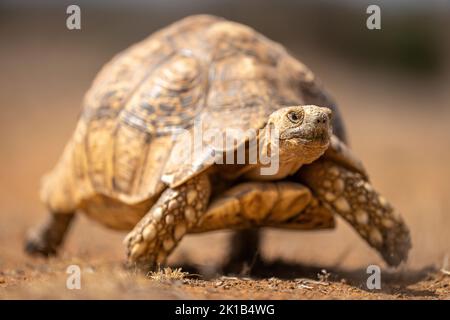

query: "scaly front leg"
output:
298 159 411 266
124 174 211 269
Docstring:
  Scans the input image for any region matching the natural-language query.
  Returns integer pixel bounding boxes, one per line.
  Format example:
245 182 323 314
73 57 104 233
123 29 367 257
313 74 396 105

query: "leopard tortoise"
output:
25 15 411 269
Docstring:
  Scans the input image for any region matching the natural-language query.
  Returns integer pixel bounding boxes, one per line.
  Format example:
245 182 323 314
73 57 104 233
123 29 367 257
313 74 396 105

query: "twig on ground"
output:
298 284 313 290
440 254 449 276
440 269 450 276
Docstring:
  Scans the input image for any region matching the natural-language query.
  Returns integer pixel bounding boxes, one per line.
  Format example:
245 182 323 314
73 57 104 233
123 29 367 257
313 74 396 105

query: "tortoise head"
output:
266 105 332 164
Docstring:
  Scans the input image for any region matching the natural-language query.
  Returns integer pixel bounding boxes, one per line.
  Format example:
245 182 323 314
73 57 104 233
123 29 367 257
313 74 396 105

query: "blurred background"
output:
0 0 449 277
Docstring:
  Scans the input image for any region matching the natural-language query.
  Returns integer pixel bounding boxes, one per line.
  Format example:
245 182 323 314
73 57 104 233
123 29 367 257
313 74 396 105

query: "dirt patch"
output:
1 256 449 299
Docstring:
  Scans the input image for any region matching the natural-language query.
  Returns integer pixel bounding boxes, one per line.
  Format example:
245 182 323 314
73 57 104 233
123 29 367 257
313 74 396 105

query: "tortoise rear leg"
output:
298 159 411 266
26 143 79 257
227 229 261 274
25 212 75 257
124 174 211 270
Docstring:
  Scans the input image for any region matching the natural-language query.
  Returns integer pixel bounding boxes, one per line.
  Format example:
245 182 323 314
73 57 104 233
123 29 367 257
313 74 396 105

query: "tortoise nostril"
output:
316 114 328 124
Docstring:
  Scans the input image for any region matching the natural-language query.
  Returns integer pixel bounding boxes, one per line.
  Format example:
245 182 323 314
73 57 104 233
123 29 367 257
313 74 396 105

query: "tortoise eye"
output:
287 111 302 123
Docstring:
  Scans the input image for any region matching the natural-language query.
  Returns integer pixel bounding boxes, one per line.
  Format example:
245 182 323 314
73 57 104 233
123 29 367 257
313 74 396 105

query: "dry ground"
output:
0 11 449 299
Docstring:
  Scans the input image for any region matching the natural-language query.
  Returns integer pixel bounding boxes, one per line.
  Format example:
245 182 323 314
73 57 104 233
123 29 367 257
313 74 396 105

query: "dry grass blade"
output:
147 267 190 282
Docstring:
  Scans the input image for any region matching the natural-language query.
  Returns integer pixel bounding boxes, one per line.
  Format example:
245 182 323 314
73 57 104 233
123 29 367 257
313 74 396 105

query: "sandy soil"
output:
0 10 449 299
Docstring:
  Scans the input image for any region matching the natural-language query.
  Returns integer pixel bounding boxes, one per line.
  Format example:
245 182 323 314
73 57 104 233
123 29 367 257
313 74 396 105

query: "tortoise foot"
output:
24 212 75 258
24 229 58 257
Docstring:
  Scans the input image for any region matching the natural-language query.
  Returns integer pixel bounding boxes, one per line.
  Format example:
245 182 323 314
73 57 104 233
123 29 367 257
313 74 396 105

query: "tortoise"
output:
25 15 411 269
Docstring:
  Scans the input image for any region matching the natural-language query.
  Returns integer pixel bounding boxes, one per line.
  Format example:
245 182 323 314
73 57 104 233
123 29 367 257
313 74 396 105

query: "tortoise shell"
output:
41 15 345 217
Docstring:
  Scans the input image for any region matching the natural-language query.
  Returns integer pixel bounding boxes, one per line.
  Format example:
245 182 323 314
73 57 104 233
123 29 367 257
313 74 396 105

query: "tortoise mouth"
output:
280 128 330 147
